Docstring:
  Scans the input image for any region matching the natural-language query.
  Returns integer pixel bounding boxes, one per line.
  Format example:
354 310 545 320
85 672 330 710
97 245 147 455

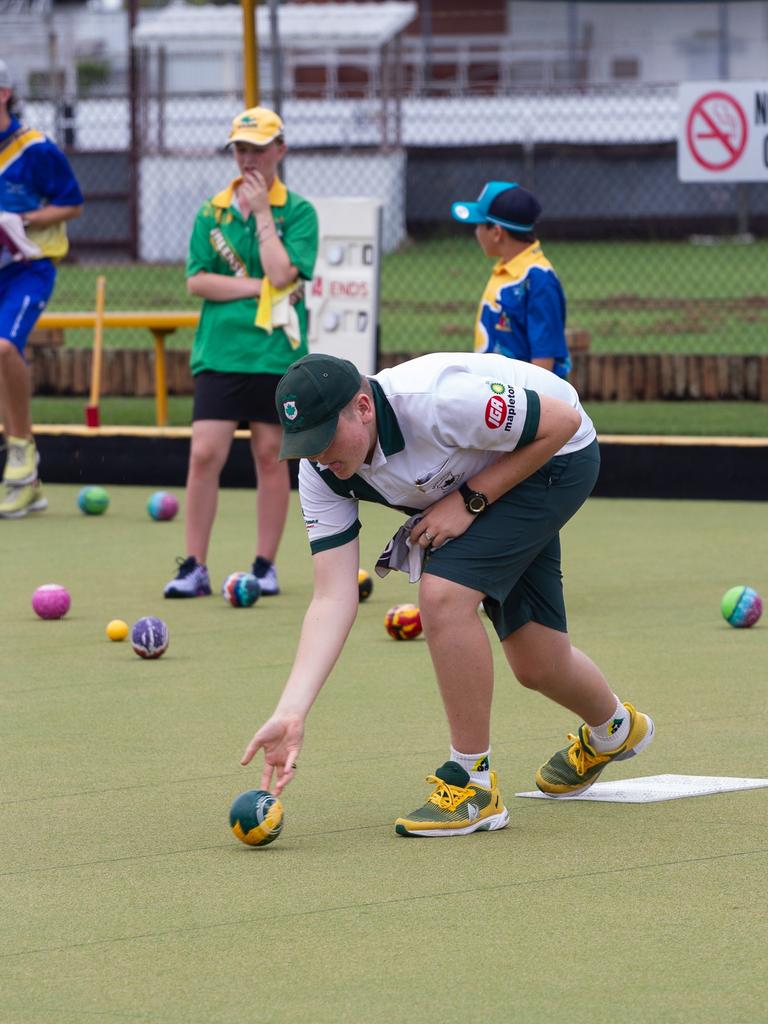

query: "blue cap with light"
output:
451 181 542 233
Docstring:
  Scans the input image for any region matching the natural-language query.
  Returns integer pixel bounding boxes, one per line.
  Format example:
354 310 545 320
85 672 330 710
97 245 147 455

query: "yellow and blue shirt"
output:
474 242 571 379
0 116 83 263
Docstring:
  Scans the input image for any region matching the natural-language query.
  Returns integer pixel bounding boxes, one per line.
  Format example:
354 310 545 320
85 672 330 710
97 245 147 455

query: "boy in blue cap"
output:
452 181 571 379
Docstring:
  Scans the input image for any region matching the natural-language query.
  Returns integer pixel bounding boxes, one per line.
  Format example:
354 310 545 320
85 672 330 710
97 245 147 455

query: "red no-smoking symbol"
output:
686 91 748 171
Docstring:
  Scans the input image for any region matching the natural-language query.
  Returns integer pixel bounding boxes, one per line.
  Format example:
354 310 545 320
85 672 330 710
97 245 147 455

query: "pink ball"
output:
32 584 71 620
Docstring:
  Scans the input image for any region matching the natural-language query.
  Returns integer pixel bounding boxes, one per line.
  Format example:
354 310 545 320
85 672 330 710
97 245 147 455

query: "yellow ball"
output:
106 619 129 641
358 568 373 601
384 603 423 640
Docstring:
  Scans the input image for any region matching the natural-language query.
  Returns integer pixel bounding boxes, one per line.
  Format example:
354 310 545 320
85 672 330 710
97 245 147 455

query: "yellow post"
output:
85 275 106 427
241 0 260 106
152 329 170 427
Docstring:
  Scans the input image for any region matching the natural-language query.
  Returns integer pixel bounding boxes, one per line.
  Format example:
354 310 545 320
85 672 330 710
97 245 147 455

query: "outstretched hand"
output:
240 714 305 796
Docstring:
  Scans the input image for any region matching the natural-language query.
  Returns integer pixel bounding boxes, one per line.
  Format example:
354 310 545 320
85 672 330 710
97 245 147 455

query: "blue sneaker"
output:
163 556 211 598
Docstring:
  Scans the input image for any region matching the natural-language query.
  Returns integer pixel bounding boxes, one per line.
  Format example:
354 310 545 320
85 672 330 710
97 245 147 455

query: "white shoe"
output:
252 558 279 596
0 480 48 519
2 436 39 486
163 556 212 598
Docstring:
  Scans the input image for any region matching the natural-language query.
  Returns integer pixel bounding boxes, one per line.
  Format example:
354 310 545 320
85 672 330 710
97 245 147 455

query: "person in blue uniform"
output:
451 181 571 379
0 58 83 518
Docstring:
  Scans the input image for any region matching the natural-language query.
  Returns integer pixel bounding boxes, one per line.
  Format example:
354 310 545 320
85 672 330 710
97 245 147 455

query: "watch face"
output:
468 493 487 513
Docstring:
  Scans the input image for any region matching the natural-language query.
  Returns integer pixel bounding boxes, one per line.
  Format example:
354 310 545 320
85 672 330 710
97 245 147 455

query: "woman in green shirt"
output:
164 106 318 599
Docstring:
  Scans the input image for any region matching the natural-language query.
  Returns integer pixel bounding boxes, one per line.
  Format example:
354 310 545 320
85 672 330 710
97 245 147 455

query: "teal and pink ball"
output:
77 485 110 515
131 616 170 658
147 491 179 521
229 790 284 847
221 572 261 608
721 586 762 628
32 584 71 620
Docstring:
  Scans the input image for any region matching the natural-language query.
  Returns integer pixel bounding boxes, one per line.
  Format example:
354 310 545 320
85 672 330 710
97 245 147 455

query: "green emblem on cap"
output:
283 399 298 421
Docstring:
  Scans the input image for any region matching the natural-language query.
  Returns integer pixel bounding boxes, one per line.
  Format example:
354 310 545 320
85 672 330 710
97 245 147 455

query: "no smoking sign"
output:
679 81 768 182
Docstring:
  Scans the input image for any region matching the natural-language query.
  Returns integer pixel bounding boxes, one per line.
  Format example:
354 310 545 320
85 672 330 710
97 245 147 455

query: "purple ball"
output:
32 584 71 620
131 616 170 659
147 491 179 522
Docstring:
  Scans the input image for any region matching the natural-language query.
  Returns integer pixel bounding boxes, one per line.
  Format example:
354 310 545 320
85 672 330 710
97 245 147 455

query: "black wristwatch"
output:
459 482 489 515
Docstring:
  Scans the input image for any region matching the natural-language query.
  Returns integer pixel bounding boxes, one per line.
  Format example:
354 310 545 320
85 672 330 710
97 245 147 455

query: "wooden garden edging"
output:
27 335 768 402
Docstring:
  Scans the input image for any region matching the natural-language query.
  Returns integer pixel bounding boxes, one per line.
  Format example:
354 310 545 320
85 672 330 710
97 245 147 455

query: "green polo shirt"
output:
187 176 318 376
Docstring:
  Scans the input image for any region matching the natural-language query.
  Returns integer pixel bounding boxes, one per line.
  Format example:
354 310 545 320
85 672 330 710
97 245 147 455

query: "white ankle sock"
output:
450 746 491 787
588 698 630 751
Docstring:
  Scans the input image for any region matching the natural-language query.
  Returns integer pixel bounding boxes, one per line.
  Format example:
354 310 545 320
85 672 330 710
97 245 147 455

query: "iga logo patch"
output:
485 395 507 429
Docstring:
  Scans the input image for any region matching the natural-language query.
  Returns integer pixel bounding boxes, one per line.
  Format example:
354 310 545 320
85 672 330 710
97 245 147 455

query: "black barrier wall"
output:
24 433 768 503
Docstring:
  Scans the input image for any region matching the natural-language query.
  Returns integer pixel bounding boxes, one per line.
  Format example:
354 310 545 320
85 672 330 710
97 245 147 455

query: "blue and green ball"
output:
229 790 284 847
77 485 110 515
721 586 762 628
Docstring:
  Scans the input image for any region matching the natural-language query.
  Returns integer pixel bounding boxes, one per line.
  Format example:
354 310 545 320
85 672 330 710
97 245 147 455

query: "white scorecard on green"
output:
517 774 768 803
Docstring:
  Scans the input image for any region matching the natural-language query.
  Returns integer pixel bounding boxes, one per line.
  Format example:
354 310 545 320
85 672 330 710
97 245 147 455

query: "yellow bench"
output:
35 311 200 427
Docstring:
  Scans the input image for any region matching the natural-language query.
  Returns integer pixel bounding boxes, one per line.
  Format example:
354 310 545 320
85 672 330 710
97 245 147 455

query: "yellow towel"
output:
256 279 301 350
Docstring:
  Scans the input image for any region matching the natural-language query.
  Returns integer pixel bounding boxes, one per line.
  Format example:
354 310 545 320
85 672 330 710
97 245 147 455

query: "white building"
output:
3 1 768 99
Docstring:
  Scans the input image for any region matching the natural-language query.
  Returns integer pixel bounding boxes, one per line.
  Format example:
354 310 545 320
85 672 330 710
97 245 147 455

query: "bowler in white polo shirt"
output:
241 352 655 836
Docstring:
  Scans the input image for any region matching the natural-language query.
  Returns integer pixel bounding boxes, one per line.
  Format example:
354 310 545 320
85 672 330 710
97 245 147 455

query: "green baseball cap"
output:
276 353 363 459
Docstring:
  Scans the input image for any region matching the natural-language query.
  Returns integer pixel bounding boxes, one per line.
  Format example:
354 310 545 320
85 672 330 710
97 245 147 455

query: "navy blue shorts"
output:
0 260 56 353
423 440 601 640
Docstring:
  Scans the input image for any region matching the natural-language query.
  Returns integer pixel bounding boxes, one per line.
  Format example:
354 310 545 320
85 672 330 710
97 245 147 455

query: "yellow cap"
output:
227 107 284 148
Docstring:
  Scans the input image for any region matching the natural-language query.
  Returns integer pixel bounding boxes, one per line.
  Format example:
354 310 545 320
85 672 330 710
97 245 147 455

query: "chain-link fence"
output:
18 76 768 360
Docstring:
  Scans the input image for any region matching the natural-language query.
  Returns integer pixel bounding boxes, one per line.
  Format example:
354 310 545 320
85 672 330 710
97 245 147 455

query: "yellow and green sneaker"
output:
535 702 655 797
2 436 39 486
395 761 509 837
0 481 48 519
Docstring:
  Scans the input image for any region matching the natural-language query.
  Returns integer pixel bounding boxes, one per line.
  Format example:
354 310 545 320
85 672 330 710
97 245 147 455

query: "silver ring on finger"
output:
424 531 433 542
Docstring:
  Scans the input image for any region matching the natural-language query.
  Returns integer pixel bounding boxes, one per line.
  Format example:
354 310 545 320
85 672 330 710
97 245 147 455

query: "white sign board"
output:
305 197 383 376
678 82 768 182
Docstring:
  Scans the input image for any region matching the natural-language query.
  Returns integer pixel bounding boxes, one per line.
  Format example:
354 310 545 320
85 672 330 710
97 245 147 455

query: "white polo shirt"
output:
298 352 596 553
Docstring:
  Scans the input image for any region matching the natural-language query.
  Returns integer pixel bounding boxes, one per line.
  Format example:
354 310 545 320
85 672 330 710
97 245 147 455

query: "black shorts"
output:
192 371 281 425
